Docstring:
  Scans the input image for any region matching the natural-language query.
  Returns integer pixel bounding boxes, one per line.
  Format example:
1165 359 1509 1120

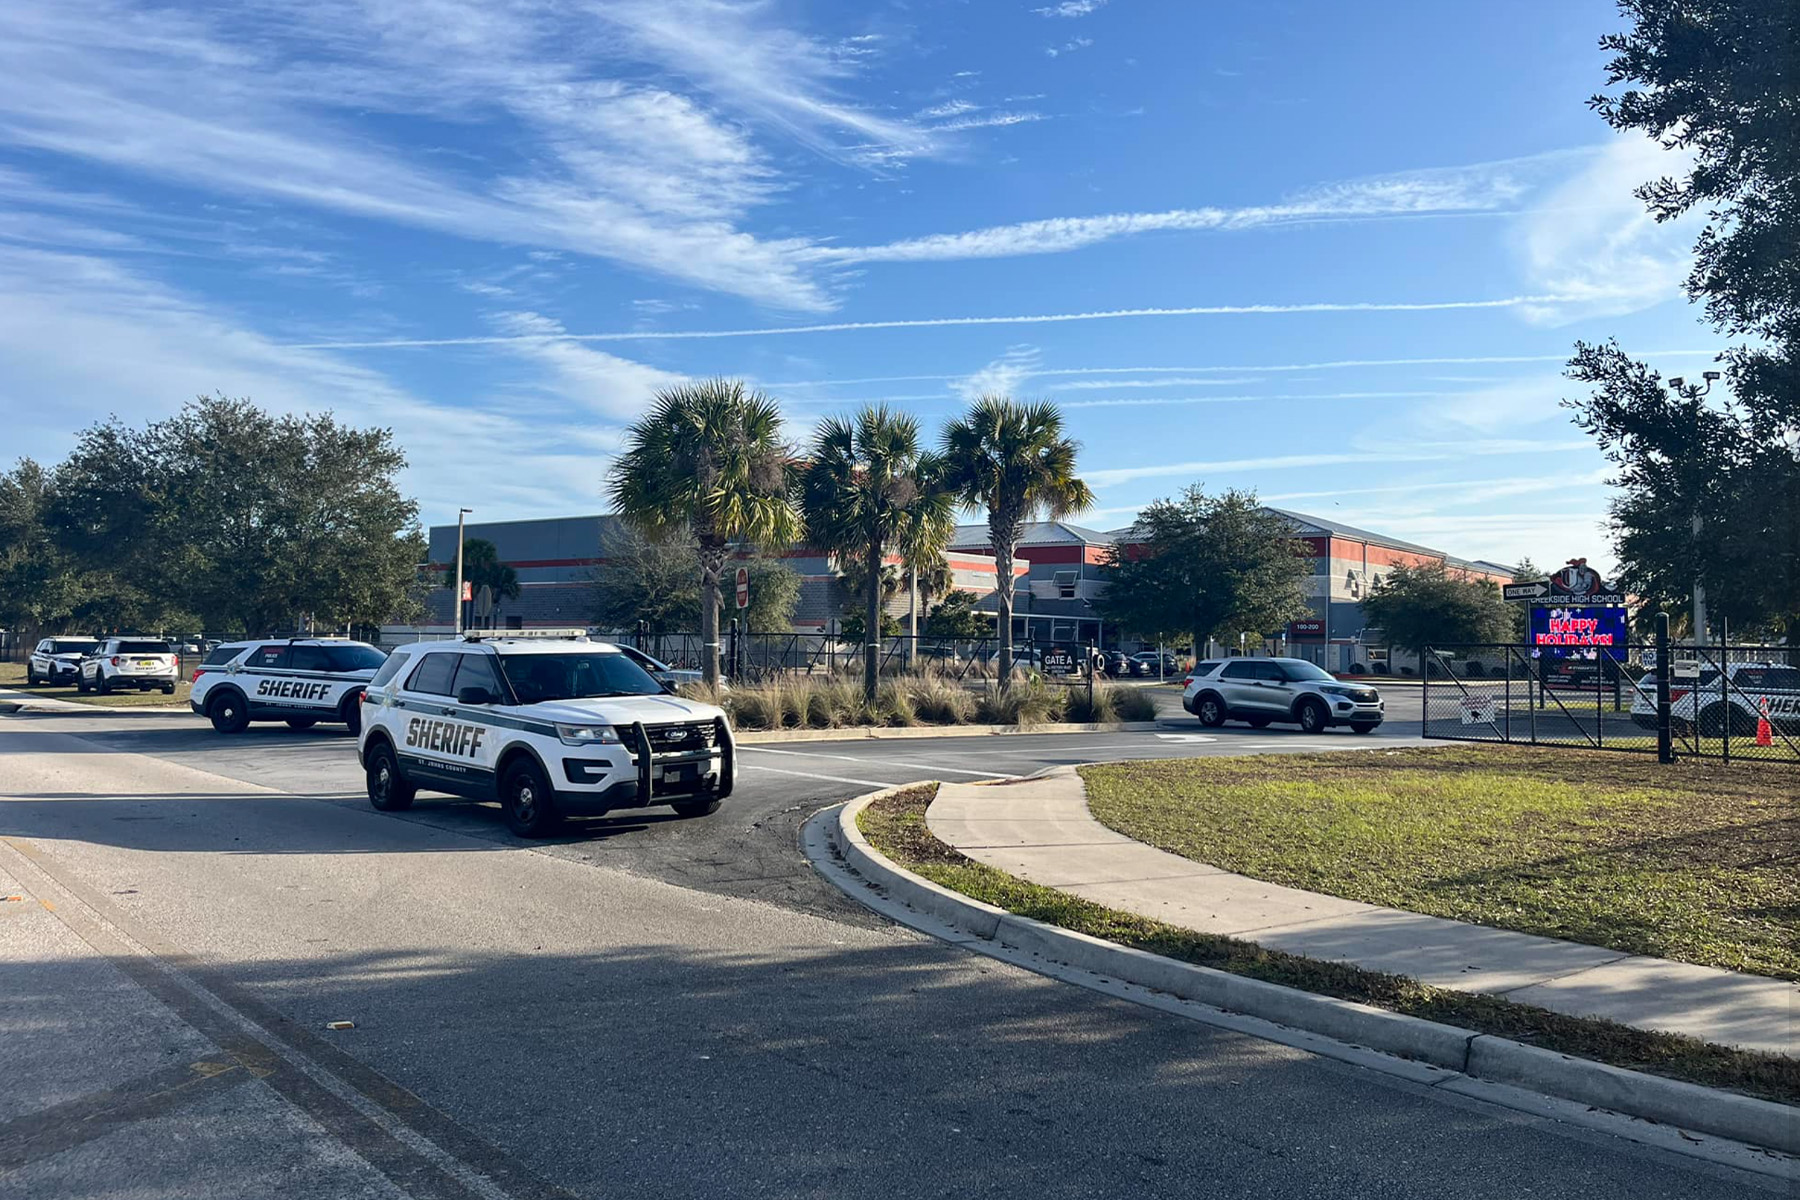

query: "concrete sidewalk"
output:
927 767 1797 1057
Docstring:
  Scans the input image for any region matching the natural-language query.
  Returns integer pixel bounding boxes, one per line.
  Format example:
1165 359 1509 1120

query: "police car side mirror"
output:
456 685 498 706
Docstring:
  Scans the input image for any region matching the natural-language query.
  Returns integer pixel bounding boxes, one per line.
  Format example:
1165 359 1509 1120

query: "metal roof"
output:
949 520 1116 550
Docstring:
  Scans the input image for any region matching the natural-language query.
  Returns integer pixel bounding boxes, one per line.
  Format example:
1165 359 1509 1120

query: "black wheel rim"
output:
515 782 537 824
373 763 392 802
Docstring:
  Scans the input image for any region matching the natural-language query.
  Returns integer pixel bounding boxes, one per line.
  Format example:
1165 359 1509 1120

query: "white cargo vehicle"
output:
356 635 735 838
190 638 387 734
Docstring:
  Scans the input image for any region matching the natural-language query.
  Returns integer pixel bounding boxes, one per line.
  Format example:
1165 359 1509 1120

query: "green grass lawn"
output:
1082 746 1798 980
0 660 191 708
858 784 1799 1106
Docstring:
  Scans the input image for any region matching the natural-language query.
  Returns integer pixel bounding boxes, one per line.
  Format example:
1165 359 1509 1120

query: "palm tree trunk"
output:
698 541 726 688
991 504 1022 688
865 539 883 705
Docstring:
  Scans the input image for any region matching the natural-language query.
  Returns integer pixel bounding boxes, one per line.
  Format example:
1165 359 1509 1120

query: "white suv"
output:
357 636 736 838
25 637 100 686
1629 661 1800 738
78 638 179 695
190 638 388 734
1182 656 1384 734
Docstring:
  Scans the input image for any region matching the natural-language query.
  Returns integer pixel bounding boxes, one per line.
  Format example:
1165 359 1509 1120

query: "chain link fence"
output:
1422 642 1800 764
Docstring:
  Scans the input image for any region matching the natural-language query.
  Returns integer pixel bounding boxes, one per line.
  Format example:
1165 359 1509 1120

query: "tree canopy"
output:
608 379 802 685
1566 0 1800 638
1360 562 1512 657
938 397 1092 681
4 396 423 636
592 527 799 634
1097 486 1310 650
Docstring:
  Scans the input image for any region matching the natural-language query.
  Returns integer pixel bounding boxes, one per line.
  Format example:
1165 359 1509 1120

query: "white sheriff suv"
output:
356 634 736 838
1630 661 1800 738
190 638 388 734
25 636 101 686
78 637 180 695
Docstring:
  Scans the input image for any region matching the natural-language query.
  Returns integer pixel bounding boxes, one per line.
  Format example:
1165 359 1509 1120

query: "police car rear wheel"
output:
365 744 415 811
501 760 561 838
340 697 363 737
1699 704 1755 738
208 691 251 734
285 717 318 730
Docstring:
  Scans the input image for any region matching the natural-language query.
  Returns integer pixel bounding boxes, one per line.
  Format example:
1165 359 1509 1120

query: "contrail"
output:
286 294 1599 350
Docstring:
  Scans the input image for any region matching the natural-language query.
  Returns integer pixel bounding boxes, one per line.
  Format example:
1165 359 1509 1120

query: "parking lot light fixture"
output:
454 507 473 636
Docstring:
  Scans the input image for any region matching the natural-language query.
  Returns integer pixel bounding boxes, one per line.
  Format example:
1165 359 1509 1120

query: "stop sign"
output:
735 566 749 609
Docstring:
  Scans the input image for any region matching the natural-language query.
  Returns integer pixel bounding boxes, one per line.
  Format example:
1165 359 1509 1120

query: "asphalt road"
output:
0 694 1774 1200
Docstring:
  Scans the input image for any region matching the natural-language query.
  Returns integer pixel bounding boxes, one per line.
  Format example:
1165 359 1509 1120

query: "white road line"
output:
740 745 1020 779
739 763 902 789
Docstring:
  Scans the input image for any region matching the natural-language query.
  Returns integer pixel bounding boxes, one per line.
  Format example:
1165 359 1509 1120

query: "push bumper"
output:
553 716 736 815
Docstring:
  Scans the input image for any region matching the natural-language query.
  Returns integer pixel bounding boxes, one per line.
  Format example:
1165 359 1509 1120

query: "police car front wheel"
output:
672 796 721 818
364 742 416 811
208 691 251 734
500 760 562 838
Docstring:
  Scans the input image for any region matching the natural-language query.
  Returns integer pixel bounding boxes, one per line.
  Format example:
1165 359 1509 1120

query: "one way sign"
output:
1503 581 1550 602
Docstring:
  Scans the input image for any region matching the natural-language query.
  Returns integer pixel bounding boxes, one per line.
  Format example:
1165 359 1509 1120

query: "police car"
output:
1630 661 1800 738
78 637 180 694
356 633 736 838
190 638 388 734
25 636 101 686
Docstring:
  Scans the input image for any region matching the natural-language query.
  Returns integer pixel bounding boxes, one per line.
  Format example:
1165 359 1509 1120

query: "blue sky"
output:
0 0 1723 573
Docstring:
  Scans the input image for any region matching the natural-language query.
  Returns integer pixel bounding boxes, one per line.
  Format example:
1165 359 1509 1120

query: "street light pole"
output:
1667 373 1719 644
453 507 472 636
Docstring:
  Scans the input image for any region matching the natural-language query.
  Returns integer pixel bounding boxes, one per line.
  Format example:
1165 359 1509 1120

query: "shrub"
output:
976 677 1066 727
908 675 977 725
873 680 919 727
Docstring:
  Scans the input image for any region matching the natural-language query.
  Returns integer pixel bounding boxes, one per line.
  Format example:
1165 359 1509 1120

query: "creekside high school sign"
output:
1516 558 1629 662
1504 557 1627 607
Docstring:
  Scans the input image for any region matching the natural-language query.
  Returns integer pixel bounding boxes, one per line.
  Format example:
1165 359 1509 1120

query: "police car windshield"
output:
324 645 388 672
499 652 663 704
51 640 100 655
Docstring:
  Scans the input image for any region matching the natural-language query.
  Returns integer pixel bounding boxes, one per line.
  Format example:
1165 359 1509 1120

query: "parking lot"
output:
4 687 1427 920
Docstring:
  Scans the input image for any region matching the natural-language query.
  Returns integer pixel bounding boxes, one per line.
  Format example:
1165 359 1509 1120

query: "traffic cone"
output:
1757 698 1773 747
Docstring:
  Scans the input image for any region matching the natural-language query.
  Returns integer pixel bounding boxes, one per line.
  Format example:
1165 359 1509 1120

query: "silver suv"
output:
1182 656 1383 734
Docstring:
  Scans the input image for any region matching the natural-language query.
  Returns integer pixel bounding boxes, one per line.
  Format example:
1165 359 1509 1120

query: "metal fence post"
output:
1423 647 1431 736
1504 647 1512 742
1655 613 1673 764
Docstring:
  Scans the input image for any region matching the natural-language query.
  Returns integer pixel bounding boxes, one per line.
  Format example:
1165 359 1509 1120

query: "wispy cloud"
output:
1046 38 1094 58
757 349 1721 390
1084 440 1593 488
927 111 1046 132
0 0 944 312
1035 0 1107 16
1513 135 1699 324
955 347 1043 400
289 293 1592 349
816 151 1583 264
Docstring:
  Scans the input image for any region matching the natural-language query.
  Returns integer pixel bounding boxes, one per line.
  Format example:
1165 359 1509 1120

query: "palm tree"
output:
609 380 802 687
939 396 1094 684
800 406 955 703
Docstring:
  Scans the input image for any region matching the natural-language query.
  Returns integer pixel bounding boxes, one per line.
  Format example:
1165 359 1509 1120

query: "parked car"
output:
190 638 387 733
1631 661 1800 737
78 638 180 695
1183 656 1384 734
25 637 101 686
1129 651 1179 679
1101 650 1131 677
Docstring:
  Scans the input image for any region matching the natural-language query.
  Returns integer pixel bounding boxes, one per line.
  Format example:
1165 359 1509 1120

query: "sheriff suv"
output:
357 635 736 838
1183 656 1384 734
78 638 180 695
25 637 100 686
1630 661 1800 739
190 638 388 735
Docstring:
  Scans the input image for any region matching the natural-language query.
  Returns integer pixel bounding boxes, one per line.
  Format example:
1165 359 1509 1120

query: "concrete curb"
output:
735 719 1168 744
0 687 184 715
827 791 1800 1160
